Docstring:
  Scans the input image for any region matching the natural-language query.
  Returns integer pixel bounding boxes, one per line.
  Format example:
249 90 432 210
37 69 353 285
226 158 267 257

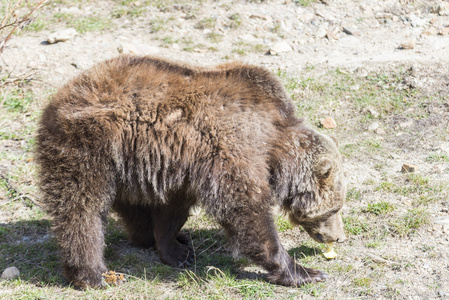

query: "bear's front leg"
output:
219 208 328 287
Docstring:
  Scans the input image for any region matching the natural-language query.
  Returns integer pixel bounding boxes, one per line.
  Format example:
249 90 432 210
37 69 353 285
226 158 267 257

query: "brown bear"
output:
36 55 346 289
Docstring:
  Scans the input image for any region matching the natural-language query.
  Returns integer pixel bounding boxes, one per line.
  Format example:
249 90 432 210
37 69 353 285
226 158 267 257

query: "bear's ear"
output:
330 135 339 147
316 157 333 178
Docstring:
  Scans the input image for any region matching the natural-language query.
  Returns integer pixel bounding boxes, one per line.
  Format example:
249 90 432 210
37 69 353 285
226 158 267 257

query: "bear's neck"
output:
269 126 317 208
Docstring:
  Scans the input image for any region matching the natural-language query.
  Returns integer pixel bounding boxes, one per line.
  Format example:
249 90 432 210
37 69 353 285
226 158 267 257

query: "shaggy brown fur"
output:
36 55 346 289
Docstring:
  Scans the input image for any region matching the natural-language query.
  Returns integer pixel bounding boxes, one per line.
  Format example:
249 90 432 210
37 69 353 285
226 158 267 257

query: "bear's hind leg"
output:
52 205 110 289
113 201 155 249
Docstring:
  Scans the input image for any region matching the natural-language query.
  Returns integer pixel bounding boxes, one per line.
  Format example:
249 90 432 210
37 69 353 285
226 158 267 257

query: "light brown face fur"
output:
274 132 346 244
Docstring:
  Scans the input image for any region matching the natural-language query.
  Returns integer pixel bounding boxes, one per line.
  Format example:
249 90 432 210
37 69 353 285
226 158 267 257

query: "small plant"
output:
196 17 216 29
353 277 372 287
347 187 362 202
150 17 167 33
71 16 111 33
228 13 242 28
426 153 449 162
392 208 430 237
295 0 316 6
362 201 394 216
207 32 223 43
344 215 370 235
275 214 293 232
1 88 33 113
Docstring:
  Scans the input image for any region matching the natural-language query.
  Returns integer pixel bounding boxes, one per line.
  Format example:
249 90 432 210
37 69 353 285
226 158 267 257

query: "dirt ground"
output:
1 0 449 299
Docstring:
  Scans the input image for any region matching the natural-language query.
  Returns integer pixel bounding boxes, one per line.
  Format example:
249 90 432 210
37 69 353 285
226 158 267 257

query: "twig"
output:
0 0 47 53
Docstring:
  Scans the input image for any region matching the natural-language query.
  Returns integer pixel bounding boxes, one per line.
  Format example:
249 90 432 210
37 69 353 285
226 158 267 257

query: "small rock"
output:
437 2 449 16
368 122 379 131
432 165 442 174
399 120 413 128
321 117 337 129
435 217 449 225
421 27 439 36
299 12 315 24
401 163 417 173
368 19 380 28
343 26 361 36
364 106 380 118
439 27 449 36
117 43 160 55
350 84 360 91
315 25 328 38
1 267 20 280
269 41 292 54
432 224 442 231
443 225 449 233
354 67 369 77
250 14 272 21
376 128 386 135
398 38 416 50
47 28 78 44
442 208 449 213
326 27 340 40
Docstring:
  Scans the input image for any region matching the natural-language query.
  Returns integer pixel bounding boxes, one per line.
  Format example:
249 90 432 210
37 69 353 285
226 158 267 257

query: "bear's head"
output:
277 131 346 244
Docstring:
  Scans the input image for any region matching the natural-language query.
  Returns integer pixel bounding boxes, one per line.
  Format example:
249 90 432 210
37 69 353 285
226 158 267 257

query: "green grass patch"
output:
391 208 430 237
344 215 370 236
362 201 395 216
275 214 293 232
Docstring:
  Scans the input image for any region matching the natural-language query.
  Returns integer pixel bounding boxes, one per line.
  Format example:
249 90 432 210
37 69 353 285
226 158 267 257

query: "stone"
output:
368 122 379 131
442 208 449 213
439 27 449 36
1 267 20 280
438 2 449 16
435 217 449 226
321 117 337 129
343 26 361 36
376 128 386 135
422 27 439 36
117 43 160 55
326 27 340 40
269 41 292 54
399 120 413 128
315 25 328 38
47 28 78 44
443 225 449 233
401 163 417 173
399 38 416 50
364 106 380 118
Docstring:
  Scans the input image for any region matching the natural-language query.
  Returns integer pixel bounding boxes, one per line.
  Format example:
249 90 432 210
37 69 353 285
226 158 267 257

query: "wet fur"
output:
36 55 345 288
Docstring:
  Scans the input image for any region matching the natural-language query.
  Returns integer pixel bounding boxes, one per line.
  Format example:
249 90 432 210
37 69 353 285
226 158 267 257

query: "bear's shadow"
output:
0 218 322 288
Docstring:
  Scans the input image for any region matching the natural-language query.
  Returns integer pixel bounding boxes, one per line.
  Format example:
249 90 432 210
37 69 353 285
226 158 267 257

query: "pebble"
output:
364 106 380 118
1 267 20 280
117 43 161 55
399 38 416 50
269 41 293 54
368 122 379 131
401 163 417 173
437 2 449 16
442 208 449 213
321 117 337 129
435 217 449 226
399 120 413 128
47 28 78 44
343 26 361 36
376 128 386 135
439 27 449 36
